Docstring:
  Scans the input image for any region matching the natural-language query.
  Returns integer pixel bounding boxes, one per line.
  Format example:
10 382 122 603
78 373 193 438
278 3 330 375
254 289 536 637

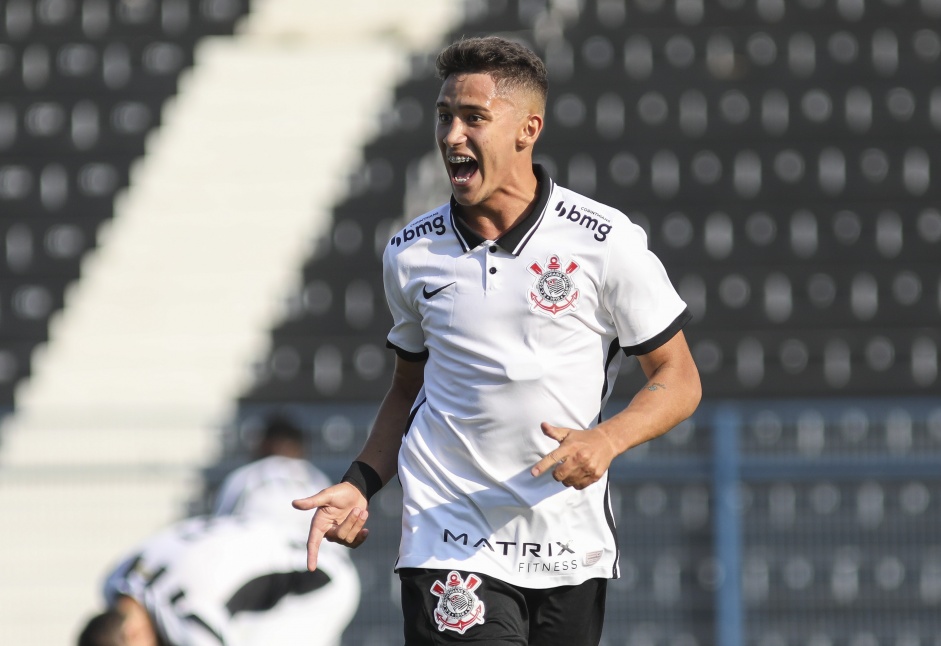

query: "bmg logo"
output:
554 201 612 242
391 215 447 247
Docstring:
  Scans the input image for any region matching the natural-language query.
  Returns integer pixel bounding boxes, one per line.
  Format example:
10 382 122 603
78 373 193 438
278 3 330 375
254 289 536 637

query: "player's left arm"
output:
532 329 701 489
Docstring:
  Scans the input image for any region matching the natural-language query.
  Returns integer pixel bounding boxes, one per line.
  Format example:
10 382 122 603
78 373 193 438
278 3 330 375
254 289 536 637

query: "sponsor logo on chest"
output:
390 214 446 247
554 200 613 241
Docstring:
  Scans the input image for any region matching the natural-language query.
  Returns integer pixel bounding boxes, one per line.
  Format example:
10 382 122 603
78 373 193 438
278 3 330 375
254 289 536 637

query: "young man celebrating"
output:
294 36 701 645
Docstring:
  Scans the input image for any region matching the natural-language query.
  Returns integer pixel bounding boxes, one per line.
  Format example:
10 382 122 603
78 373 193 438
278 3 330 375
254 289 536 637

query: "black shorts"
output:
399 568 606 646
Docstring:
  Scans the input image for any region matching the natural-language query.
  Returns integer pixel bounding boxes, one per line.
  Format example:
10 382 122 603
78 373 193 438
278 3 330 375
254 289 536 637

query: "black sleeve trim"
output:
403 397 427 438
386 340 429 362
621 308 692 357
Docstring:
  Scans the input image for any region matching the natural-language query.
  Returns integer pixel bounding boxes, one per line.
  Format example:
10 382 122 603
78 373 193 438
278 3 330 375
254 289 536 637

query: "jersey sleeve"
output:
103 553 139 605
382 243 428 361
602 221 691 355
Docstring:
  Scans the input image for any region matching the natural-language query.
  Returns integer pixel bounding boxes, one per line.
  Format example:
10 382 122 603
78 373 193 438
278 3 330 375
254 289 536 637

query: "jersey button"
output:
489 245 498 253
489 267 497 274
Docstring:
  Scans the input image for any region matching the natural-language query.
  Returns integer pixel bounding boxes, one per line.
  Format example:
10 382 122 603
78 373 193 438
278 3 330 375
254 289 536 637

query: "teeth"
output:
448 155 474 163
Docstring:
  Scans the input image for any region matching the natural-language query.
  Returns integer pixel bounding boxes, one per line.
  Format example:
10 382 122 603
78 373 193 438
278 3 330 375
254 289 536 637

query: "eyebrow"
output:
436 101 492 112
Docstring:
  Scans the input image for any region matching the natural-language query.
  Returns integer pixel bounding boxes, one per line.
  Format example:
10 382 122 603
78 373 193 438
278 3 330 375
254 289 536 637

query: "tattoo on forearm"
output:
646 382 667 391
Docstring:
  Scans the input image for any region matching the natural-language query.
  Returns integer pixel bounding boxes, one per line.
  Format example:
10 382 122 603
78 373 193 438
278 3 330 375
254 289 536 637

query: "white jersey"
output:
213 455 333 537
384 165 690 588
103 515 359 646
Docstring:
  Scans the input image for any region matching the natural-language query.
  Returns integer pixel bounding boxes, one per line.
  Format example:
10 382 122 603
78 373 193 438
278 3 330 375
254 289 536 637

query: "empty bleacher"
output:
0 0 249 404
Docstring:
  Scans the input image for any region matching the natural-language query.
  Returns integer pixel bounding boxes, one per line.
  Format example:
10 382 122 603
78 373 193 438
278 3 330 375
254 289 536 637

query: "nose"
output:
440 119 466 147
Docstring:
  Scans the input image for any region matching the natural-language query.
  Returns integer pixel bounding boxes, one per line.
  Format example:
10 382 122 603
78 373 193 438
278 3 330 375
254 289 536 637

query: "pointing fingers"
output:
531 424 617 489
531 422 572 478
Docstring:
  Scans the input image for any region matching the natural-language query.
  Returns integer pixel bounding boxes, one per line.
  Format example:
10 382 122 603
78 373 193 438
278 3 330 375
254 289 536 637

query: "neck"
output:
459 165 539 240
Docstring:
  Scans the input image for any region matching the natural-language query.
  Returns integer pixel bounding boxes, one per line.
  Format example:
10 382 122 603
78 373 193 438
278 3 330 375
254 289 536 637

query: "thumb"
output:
540 422 568 443
292 490 330 511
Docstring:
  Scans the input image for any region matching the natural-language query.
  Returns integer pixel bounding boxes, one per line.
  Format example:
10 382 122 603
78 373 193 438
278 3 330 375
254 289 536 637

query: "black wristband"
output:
341 461 384 501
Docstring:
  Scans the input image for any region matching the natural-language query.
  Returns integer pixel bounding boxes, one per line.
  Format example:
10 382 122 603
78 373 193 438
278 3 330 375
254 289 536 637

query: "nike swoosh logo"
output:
422 282 455 299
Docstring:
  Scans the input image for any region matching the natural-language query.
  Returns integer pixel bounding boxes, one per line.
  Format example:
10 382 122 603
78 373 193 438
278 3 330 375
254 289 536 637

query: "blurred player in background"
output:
294 36 700 645
213 415 333 536
78 417 359 646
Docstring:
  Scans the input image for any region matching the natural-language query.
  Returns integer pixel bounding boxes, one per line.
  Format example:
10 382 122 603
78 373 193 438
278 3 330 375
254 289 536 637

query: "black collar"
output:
450 164 553 256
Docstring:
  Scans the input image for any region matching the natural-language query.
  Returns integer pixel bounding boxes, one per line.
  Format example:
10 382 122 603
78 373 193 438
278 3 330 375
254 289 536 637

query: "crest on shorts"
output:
430 571 486 634
528 254 580 318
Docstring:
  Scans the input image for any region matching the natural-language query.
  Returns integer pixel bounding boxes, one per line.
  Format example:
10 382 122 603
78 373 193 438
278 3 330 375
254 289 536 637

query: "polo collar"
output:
450 164 554 256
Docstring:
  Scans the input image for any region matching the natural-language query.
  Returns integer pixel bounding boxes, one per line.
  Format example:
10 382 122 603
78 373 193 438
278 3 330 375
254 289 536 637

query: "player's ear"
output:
517 112 544 150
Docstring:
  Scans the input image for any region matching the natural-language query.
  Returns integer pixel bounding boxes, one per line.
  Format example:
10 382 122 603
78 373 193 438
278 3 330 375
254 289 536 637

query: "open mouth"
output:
448 154 479 185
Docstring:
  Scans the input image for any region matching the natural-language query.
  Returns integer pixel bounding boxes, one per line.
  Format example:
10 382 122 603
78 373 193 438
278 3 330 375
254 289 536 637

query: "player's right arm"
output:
293 355 425 570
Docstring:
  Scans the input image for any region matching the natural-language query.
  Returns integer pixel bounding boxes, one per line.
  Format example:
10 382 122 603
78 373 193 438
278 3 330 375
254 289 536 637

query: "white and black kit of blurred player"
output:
294 37 702 646
78 418 360 646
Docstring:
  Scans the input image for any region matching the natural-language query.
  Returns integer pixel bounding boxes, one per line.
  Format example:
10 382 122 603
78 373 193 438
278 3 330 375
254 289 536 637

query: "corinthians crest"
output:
430 571 486 634
528 254 580 317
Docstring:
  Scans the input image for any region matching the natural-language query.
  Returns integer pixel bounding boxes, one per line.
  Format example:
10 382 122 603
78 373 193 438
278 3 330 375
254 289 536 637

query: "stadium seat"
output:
0 0 249 406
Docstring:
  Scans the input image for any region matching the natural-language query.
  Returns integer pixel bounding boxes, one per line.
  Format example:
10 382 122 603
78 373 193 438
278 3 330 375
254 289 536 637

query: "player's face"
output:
435 72 529 209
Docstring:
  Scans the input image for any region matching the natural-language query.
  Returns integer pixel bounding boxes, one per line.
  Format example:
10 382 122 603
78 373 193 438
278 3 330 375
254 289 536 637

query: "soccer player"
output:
78 418 359 646
293 36 701 645
212 415 333 537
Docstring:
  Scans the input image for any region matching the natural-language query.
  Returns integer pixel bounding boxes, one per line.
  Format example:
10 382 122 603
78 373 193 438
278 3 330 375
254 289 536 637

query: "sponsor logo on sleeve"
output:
430 571 486 634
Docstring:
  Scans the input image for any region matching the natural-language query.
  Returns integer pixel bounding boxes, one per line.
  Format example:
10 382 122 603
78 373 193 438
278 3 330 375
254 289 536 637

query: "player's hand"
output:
292 483 370 571
530 423 618 490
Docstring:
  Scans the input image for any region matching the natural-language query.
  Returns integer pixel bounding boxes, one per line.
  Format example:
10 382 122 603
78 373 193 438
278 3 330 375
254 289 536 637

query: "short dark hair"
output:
435 36 548 110
77 610 126 646
256 414 306 458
